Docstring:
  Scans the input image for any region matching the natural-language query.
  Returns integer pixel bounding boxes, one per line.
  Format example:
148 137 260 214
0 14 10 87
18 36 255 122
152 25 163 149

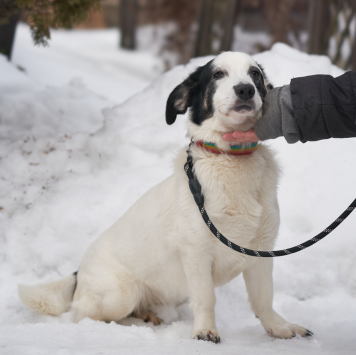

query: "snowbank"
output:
1 33 356 355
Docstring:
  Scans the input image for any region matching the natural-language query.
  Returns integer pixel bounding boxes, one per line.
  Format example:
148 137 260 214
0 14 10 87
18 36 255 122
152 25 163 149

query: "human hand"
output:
222 129 259 143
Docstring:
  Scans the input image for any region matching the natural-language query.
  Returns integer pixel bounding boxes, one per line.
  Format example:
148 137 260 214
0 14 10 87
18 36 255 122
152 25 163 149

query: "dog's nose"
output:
233 83 255 101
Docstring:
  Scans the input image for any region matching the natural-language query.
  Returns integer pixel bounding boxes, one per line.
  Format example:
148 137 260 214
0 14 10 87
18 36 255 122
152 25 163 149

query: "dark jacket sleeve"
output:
291 71 356 143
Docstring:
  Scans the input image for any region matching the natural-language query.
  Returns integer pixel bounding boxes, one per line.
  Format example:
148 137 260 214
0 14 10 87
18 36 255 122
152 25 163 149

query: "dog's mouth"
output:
233 104 253 113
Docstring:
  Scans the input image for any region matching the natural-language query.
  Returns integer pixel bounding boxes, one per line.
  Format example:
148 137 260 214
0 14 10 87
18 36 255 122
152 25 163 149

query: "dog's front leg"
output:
183 254 220 343
243 258 312 338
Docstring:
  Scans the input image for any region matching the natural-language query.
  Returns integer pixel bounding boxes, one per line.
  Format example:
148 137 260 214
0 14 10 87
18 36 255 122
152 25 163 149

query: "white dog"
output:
19 52 312 343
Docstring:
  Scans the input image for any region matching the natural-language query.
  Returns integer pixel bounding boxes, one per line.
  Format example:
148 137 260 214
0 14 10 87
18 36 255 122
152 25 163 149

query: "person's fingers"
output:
223 129 259 142
232 129 259 142
223 131 251 142
222 133 235 140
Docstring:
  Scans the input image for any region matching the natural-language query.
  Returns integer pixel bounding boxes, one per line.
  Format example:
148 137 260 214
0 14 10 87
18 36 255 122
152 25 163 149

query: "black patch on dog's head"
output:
166 60 216 125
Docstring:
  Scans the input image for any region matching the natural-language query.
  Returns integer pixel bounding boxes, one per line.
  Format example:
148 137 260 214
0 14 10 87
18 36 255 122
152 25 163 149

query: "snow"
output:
11 23 163 104
1 25 356 354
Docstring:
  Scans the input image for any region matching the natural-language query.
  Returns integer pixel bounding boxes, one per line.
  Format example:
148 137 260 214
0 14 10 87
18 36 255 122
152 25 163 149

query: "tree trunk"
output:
194 0 214 57
348 1 356 70
220 0 240 52
307 0 331 55
0 12 19 60
120 0 137 50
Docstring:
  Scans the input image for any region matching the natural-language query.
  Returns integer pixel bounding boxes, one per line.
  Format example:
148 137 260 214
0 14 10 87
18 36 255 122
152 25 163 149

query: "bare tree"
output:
120 0 137 49
194 0 214 57
349 1 356 69
307 0 331 55
161 0 199 65
0 1 20 60
0 0 101 57
264 0 296 46
219 0 240 51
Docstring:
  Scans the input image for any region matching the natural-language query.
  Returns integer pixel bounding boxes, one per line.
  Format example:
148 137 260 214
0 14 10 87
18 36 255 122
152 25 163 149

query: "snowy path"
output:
0 27 356 354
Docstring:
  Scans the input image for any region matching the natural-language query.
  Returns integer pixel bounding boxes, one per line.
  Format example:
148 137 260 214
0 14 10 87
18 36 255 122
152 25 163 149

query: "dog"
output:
18 52 312 343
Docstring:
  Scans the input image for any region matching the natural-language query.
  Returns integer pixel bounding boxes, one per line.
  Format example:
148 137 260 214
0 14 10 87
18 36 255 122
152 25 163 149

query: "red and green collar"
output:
196 141 258 156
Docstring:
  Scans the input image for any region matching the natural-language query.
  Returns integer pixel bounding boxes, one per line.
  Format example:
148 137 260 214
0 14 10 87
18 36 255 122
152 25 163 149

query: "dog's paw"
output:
132 311 162 326
192 329 220 343
260 311 312 339
266 323 313 339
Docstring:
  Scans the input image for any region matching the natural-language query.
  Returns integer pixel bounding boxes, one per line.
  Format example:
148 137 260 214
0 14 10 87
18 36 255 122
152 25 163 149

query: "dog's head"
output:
166 52 273 146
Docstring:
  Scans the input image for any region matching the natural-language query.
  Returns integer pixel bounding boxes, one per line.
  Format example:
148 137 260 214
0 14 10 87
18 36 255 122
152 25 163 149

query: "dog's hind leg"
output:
132 311 162 325
71 266 142 324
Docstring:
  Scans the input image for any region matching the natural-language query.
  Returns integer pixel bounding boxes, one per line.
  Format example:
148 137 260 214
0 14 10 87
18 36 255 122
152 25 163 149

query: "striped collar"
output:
196 141 258 156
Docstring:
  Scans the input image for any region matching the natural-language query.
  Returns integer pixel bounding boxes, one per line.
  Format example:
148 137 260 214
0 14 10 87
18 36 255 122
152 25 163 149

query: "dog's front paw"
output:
267 323 313 339
192 329 220 343
260 311 313 339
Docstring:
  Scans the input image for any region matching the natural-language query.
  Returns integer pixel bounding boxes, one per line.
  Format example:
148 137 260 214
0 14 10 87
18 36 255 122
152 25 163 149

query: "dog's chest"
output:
193 150 270 284
194 150 267 218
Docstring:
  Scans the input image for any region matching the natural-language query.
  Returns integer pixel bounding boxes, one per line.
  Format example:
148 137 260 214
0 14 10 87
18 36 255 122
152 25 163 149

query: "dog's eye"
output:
251 71 260 78
213 71 224 79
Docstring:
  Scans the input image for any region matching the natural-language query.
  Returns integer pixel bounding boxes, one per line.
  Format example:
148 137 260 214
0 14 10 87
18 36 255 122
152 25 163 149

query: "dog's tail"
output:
18 272 78 316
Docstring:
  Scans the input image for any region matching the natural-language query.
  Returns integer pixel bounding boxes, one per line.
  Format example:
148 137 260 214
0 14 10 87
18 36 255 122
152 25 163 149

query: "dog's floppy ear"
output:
166 64 208 125
256 62 273 92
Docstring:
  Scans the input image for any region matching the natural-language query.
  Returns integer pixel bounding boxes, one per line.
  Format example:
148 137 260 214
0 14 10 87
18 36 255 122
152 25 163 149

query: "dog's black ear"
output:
165 64 208 125
256 62 273 92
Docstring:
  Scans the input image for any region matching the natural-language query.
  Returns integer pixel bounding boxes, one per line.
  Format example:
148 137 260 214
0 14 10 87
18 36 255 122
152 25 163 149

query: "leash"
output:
185 142 356 257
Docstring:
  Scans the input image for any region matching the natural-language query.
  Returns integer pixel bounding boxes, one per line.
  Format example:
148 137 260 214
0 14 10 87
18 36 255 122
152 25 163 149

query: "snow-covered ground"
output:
1 24 356 354
11 23 164 104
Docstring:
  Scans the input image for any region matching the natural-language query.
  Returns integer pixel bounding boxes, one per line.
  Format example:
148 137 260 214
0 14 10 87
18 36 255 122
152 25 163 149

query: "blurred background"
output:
2 0 356 72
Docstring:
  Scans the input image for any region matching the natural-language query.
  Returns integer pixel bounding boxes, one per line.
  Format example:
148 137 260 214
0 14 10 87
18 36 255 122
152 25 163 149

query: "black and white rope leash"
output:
185 143 356 257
